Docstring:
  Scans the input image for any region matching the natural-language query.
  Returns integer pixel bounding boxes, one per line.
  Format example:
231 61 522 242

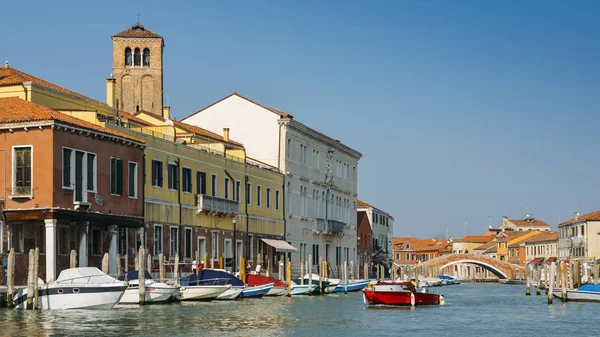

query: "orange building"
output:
393 237 448 267
0 97 144 284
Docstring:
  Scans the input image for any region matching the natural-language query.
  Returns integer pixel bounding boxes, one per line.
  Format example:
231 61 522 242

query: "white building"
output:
182 93 362 274
357 200 394 259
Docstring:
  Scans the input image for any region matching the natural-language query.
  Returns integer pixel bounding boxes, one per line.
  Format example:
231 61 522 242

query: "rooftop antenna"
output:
137 13 140 23
445 224 449 240
464 221 468 236
166 90 170 106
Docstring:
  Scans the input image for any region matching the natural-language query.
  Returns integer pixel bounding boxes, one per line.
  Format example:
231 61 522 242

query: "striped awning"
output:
544 257 557 264
261 238 298 252
528 257 544 265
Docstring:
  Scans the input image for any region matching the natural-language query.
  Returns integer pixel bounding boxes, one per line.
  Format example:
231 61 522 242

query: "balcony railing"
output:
196 194 239 215
312 219 346 235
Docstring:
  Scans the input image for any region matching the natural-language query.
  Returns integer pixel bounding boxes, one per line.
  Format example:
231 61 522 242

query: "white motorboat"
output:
216 286 244 300
180 284 232 301
553 284 600 302
289 281 317 295
117 271 179 304
13 267 127 310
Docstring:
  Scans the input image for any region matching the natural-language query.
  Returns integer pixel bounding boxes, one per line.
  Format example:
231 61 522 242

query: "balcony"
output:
195 194 239 215
312 219 346 235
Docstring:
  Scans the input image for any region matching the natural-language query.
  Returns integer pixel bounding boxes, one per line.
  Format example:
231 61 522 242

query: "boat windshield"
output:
54 267 119 285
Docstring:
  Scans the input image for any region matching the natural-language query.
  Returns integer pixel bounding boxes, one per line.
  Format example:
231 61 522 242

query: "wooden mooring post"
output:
159 254 165 283
116 254 121 276
124 253 129 273
544 263 549 295
344 261 348 294
300 260 304 284
7 248 15 308
138 246 146 305
174 254 179 287
364 263 368 280
147 254 152 277
70 250 77 269
134 255 139 271
219 256 224 270
548 261 555 304
560 260 567 302
34 247 39 309
307 255 312 295
240 257 246 284
27 249 35 310
536 266 541 296
525 264 531 296
318 256 323 295
102 253 109 274
350 261 355 282
286 261 292 297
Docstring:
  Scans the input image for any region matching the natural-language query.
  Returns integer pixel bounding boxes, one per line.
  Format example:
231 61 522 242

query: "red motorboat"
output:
362 281 444 306
246 274 287 296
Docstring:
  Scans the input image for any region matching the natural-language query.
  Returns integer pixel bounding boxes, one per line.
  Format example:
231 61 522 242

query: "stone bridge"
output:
408 254 525 279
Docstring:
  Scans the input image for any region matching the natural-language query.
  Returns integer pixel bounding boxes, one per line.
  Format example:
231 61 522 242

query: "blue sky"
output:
2 0 599 238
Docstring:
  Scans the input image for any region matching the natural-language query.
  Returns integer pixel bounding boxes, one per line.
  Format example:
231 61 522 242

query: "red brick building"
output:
0 97 144 284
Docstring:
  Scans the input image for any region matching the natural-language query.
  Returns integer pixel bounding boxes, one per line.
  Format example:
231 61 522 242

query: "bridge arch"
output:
440 260 507 279
411 254 524 280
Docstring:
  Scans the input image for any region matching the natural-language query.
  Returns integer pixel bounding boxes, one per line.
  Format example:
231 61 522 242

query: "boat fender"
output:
410 292 415 307
363 292 368 305
439 295 445 305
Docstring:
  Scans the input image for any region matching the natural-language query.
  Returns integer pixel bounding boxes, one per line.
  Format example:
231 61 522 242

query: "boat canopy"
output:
117 271 153 281
261 238 298 252
54 267 117 284
189 269 244 286
579 284 600 292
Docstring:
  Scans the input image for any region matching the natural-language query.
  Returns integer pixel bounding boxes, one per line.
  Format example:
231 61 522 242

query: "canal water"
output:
0 284 597 337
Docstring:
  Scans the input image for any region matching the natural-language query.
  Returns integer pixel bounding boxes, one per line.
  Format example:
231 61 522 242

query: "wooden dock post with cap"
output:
34 247 39 309
536 266 541 296
138 246 146 305
6 248 14 309
287 261 292 297
26 249 34 310
560 260 567 302
526 264 531 296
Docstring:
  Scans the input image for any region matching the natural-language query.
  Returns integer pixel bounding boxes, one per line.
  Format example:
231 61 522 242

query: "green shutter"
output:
116 159 123 195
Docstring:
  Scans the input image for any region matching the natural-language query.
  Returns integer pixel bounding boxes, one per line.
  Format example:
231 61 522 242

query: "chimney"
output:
106 75 116 107
574 212 580 221
163 106 171 120
223 128 230 142
4 61 9 69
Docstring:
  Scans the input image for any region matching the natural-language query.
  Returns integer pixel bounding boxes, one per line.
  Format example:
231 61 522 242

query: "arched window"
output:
134 48 141 66
143 48 150 67
125 48 132 66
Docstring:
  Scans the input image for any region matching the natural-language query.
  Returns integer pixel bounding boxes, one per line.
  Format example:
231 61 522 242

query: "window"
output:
236 181 241 202
266 188 271 208
182 167 192 193
151 160 163 187
406 253 410 260
224 177 230 199
128 162 138 198
87 153 96 191
196 171 206 194
134 48 141 66
170 227 179 257
125 47 132 66
168 163 178 190
63 148 72 188
13 146 32 196
257 185 262 207
184 228 192 259
312 244 319 265
57 226 67 254
35 225 45 254
118 227 127 256
154 225 162 255
10 224 24 253
246 182 252 205
110 157 123 195
143 48 150 67
275 190 280 210
211 231 219 258
211 174 217 197
286 139 291 158
92 229 101 256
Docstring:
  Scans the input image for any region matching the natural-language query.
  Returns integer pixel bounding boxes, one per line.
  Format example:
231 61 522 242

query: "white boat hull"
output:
553 288 600 302
14 285 126 310
119 284 177 304
265 286 286 296
290 284 316 295
180 285 231 301
216 286 244 300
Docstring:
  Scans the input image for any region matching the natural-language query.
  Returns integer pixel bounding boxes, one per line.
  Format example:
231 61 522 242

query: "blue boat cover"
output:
117 270 153 281
187 269 244 286
578 284 600 292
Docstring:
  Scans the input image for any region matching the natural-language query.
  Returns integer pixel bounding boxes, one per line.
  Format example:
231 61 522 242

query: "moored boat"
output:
242 282 273 298
289 281 317 295
189 269 245 300
13 267 127 310
117 271 179 304
362 281 444 306
552 284 600 302
438 275 461 285
294 274 330 294
246 274 286 296
331 279 370 293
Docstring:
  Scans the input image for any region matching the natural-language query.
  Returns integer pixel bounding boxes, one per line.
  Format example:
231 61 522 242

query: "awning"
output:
544 257 557 264
528 258 544 265
261 238 298 252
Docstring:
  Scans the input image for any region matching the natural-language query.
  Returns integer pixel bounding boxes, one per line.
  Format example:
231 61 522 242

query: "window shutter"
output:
117 159 123 195
152 161 157 186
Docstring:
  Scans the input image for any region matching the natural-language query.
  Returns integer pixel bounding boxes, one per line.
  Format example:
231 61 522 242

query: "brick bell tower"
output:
111 22 164 117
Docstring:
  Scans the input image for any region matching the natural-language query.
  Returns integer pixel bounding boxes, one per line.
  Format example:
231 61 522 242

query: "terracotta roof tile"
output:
0 66 143 140
172 120 244 147
393 237 445 252
474 240 497 251
453 235 493 243
508 219 551 228
523 231 558 244
112 22 162 38
183 92 294 121
119 111 153 126
357 200 371 208
0 66 108 107
560 210 600 225
0 97 143 143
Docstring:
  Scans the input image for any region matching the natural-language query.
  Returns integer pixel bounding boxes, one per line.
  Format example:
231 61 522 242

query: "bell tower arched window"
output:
134 48 141 66
143 48 150 67
125 48 132 66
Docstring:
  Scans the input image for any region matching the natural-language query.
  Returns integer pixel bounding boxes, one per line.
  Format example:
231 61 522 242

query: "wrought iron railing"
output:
196 194 239 215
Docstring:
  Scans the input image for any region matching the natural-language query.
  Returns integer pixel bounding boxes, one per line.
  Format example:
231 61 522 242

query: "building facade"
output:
0 97 144 284
181 93 362 275
558 211 600 262
357 200 394 270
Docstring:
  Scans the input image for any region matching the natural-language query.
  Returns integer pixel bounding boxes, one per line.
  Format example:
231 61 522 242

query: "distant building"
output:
451 236 493 254
523 230 558 265
356 200 394 269
558 211 600 262
392 237 447 268
499 215 551 232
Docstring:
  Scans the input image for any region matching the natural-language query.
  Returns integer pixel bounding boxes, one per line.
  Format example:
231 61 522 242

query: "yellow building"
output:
496 230 542 262
107 114 285 274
